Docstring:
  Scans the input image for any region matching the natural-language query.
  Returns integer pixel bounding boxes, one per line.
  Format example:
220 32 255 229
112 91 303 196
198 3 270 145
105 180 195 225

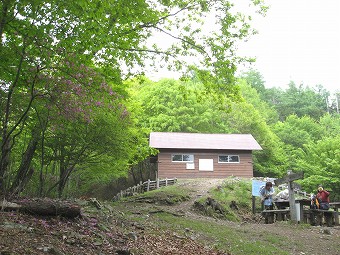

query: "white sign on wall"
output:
199 159 214 171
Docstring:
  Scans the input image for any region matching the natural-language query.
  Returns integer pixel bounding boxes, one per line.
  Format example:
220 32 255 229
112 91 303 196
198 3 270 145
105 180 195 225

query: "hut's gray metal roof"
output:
149 132 262 150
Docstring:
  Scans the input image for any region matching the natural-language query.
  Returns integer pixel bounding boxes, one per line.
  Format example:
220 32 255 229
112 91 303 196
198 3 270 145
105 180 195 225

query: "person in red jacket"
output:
316 185 330 210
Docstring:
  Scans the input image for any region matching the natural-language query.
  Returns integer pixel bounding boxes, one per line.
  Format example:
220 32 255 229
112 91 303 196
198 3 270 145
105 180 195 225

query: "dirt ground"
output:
1 179 340 255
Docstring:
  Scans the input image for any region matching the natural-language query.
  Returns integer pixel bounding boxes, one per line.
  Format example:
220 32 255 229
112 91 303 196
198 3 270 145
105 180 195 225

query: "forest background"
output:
1 0 339 201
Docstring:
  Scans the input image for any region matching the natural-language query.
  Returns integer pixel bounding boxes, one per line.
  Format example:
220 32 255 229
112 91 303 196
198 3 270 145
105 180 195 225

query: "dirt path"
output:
172 178 224 215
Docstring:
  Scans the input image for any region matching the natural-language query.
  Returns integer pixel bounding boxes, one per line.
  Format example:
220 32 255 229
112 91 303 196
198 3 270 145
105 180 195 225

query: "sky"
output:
237 0 340 93
148 0 340 94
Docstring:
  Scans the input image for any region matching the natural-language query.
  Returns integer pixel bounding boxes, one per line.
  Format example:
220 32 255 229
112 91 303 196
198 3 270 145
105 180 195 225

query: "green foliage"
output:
129 78 233 133
23 98 139 197
224 91 287 176
237 79 279 124
272 114 340 173
273 115 323 148
272 115 321 169
240 69 267 97
296 135 340 200
319 114 340 137
238 70 338 181
262 82 329 121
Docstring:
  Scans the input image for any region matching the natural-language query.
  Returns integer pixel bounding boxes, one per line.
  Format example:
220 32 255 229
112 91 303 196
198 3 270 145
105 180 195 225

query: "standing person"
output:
316 185 330 210
260 182 275 210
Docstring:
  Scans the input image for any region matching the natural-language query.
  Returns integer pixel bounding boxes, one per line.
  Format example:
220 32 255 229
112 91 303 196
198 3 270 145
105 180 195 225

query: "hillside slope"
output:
1 178 340 255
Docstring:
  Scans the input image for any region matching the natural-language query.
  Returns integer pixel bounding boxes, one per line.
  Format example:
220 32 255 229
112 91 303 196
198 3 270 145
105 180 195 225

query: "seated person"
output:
316 185 330 210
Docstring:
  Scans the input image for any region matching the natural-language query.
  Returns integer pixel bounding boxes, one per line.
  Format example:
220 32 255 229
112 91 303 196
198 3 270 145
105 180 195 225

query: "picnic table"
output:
274 198 311 222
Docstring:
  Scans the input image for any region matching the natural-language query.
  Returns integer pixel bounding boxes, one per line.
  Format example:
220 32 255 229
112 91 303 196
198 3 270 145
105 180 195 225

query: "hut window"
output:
218 155 239 163
172 154 194 162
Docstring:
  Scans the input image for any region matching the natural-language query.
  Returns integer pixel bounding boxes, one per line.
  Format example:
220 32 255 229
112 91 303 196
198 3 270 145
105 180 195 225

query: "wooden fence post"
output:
252 196 256 214
156 178 159 189
165 178 168 186
140 181 143 193
147 179 150 192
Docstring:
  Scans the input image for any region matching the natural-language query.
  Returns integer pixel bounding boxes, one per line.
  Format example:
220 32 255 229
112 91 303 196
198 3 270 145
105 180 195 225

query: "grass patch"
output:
122 184 190 205
263 233 288 245
210 178 253 210
153 212 290 255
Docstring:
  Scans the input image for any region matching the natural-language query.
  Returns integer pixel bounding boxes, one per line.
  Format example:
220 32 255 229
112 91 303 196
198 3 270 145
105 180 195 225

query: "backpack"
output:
310 196 319 209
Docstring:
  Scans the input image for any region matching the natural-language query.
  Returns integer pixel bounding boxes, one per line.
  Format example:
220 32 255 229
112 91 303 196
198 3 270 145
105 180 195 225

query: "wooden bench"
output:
308 209 336 227
262 209 290 224
330 202 340 225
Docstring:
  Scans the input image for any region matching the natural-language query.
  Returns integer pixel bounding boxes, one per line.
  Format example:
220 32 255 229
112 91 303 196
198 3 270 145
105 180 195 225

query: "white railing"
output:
113 178 177 201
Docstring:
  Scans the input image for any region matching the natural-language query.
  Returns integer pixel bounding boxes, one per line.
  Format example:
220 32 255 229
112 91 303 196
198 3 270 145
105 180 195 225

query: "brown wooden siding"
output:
157 149 254 179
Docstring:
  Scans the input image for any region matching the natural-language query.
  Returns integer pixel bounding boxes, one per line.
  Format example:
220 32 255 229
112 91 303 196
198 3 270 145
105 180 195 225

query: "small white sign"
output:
186 163 195 170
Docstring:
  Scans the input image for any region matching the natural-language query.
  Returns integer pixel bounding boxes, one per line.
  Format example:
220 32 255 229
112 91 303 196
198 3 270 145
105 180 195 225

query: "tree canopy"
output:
1 0 267 197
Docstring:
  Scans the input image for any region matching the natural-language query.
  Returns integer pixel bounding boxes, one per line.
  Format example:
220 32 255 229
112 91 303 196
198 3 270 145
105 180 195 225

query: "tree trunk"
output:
58 166 74 198
130 166 137 185
0 138 11 194
46 165 75 198
0 41 29 196
10 130 40 195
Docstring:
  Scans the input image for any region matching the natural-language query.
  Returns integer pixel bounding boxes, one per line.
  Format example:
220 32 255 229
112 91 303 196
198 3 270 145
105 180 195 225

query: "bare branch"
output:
152 26 209 56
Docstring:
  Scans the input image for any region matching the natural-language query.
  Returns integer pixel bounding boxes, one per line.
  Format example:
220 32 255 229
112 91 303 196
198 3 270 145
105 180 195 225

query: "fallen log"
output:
1 199 82 218
19 199 81 218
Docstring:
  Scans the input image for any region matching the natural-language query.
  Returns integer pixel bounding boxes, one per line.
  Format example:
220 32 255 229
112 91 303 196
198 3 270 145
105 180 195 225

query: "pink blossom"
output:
65 79 73 85
121 109 129 118
100 82 107 89
73 86 83 96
